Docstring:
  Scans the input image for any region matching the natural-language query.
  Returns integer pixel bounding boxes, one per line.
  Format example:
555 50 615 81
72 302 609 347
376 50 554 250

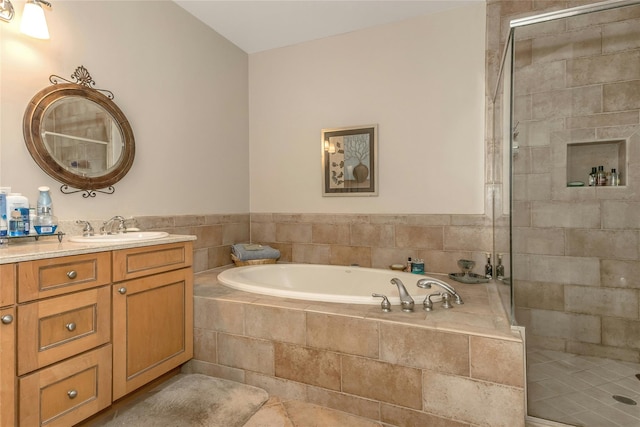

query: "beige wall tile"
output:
193 328 217 363
329 245 371 267
470 336 524 388
566 111 639 129
371 248 413 270
602 317 640 350
601 260 640 288
395 225 444 249
181 360 246 383
222 222 250 245
531 201 601 228
514 281 565 311
566 229 638 259
342 355 422 409
312 223 350 245
524 254 601 286
306 313 379 358
566 341 640 363
444 226 492 252
276 223 313 243
604 80 640 111
208 245 233 269
191 225 223 249
275 343 341 391
423 371 525 427
380 323 469 376
251 222 276 242
292 244 331 264
245 305 306 344
532 86 602 120
306 386 381 421
218 333 274 375
245 371 308 402
602 201 640 229
603 18 640 53
565 285 639 319
568 50 640 87
533 26 602 64
512 227 565 255
529 308 601 343
380 403 469 427
513 58 566 96
350 224 395 247
194 298 245 334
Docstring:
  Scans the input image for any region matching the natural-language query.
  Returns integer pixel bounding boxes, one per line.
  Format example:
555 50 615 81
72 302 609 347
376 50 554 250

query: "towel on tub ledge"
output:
231 243 280 261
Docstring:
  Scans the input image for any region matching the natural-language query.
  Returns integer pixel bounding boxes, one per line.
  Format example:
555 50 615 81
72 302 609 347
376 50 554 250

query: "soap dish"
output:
448 272 490 284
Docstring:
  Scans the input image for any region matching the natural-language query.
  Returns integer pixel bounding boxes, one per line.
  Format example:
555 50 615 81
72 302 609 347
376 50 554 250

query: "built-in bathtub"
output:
188 265 526 426
217 263 437 304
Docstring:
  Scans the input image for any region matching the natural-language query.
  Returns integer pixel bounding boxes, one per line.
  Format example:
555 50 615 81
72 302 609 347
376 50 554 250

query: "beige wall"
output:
248 2 487 215
0 1 249 219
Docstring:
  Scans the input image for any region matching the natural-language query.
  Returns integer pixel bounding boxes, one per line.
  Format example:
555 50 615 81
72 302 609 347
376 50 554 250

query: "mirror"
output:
23 66 135 196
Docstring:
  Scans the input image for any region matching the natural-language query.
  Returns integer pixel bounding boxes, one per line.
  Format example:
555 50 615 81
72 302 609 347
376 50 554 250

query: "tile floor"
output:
527 349 640 427
244 397 387 427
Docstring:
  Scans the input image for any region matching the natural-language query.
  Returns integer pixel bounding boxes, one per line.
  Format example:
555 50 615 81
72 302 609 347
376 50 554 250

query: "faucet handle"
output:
75 220 94 236
372 294 391 312
441 292 453 309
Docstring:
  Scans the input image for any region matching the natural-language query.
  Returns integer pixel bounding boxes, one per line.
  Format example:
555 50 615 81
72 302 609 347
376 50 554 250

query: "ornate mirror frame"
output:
23 66 135 197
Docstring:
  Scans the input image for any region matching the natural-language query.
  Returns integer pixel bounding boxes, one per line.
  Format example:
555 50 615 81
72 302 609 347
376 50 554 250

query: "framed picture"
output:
321 124 378 196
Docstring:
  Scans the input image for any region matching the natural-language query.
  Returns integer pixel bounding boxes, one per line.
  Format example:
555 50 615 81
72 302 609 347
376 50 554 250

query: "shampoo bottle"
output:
485 253 493 279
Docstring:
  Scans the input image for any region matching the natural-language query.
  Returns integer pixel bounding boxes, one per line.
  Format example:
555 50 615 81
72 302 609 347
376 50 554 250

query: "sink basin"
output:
69 231 169 243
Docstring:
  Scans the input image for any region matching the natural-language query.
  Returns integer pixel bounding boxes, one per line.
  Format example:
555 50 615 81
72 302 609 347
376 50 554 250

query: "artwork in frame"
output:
321 125 378 196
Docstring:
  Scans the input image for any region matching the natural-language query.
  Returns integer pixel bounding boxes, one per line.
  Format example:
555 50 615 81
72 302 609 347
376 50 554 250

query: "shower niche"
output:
566 139 626 186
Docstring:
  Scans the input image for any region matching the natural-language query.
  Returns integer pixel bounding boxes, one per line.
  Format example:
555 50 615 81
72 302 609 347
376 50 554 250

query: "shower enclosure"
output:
493 0 640 425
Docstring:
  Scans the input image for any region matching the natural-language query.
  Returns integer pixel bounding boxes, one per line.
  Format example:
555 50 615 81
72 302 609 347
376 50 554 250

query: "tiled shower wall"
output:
499 1 640 362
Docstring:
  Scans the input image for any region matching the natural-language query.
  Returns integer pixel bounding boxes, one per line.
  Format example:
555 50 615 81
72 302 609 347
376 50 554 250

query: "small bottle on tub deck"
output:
485 253 493 279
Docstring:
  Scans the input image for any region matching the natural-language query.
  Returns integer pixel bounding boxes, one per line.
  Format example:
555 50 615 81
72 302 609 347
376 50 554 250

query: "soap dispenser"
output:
34 186 57 234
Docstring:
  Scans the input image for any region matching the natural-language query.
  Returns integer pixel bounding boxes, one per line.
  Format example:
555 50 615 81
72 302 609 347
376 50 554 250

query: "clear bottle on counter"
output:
496 254 505 280
33 207 58 235
485 253 493 279
596 165 607 186
37 186 53 215
0 214 7 237
9 210 25 236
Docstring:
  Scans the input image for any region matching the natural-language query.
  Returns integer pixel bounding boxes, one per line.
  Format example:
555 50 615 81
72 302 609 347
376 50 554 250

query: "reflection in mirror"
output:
23 66 135 197
42 96 124 178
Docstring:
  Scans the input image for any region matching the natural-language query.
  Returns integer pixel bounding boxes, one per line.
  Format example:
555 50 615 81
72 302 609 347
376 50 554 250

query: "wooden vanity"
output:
0 236 195 426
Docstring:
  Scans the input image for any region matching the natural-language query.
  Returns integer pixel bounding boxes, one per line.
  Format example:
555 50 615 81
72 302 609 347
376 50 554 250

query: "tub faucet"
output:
416 278 464 305
390 278 414 312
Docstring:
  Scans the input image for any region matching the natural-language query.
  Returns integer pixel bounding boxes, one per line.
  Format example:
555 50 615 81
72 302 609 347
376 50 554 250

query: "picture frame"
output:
321 124 378 196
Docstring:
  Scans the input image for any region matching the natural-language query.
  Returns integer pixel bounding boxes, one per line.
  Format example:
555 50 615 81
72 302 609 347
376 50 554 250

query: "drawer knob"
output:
1 315 13 325
66 322 76 332
67 270 78 279
67 389 78 399
118 287 127 295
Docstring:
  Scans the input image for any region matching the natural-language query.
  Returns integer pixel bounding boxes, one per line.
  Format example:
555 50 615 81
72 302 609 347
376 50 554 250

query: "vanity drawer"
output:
18 252 111 302
17 286 110 375
112 241 193 282
19 344 112 427
0 263 16 307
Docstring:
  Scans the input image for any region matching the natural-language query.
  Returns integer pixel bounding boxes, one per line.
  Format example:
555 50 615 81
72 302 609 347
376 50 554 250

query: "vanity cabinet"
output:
112 242 193 400
0 238 194 426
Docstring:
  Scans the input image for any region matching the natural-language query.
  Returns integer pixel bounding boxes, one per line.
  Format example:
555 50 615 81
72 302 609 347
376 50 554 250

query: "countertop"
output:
0 234 197 264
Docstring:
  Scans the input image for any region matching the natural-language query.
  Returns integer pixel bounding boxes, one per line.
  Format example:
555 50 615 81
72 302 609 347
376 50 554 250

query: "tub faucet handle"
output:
390 278 414 312
422 292 441 311
372 294 391 312
441 292 453 309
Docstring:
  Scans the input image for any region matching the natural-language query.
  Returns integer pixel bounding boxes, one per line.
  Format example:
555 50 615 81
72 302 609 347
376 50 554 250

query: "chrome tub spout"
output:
390 278 414 312
416 278 464 305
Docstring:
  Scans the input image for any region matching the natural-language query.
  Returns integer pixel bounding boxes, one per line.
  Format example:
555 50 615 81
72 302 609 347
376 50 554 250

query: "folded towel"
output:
231 243 280 261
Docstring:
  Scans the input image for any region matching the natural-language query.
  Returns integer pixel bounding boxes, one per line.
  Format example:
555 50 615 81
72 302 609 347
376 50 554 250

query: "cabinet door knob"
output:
118 287 127 294
1 315 13 324
67 389 78 399
66 322 76 332
67 270 78 279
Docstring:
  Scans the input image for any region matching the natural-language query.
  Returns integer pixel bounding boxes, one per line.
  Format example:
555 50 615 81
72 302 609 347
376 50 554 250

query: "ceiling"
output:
173 1 481 54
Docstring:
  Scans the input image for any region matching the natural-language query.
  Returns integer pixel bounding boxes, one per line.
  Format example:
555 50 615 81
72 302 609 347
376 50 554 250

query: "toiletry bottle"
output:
485 253 493 279
34 207 58 235
5 193 29 221
588 167 597 186
610 168 619 186
596 166 607 186
406 257 412 273
37 186 53 215
9 210 24 236
496 254 505 280
0 214 7 237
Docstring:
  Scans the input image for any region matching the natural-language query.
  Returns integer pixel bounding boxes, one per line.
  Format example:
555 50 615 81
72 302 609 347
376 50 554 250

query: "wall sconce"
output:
20 0 51 39
0 0 15 22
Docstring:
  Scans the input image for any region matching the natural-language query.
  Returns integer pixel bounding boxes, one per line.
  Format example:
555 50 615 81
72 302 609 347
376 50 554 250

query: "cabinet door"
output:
112 268 193 400
112 242 193 282
0 264 16 308
19 345 112 427
1 307 16 427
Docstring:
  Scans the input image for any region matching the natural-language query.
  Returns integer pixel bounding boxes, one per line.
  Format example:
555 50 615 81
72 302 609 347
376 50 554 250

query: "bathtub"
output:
217 263 436 304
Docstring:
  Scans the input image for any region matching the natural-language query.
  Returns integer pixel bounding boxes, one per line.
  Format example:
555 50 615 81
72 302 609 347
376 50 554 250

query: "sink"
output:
69 231 169 243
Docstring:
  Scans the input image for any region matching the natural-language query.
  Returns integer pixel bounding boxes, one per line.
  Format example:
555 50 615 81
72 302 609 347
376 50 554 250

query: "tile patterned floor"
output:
527 349 640 427
244 397 386 427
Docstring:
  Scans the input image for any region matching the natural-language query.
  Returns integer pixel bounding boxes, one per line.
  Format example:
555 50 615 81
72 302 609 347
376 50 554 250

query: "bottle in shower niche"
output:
596 166 607 186
496 254 505 280
588 167 597 186
485 253 493 279
609 168 619 186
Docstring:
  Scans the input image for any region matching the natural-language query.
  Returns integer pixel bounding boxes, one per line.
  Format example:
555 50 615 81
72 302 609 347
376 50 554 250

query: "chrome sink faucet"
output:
390 278 414 312
75 220 94 236
100 215 126 235
416 278 464 305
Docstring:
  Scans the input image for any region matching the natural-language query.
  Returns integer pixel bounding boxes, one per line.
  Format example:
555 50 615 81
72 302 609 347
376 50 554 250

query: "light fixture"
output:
0 0 15 22
20 0 51 39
